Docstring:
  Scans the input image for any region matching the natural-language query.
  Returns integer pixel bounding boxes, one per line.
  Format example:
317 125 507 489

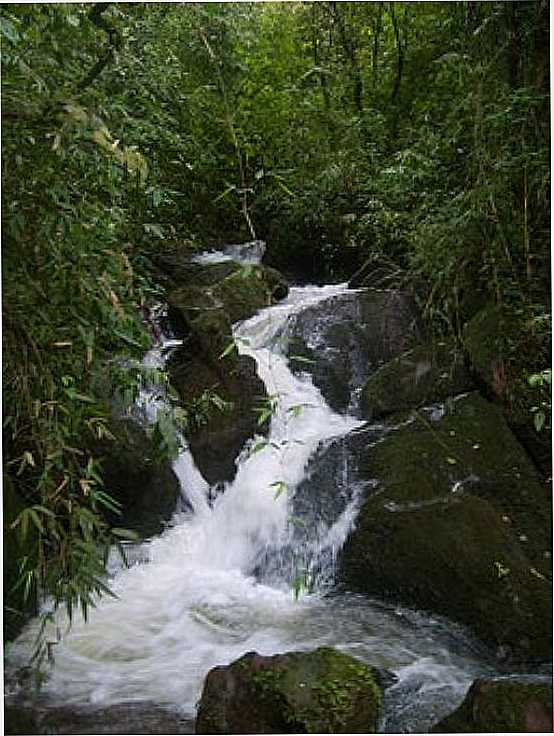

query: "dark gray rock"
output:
5 702 194 735
286 289 420 414
361 339 474 419
93 417 181 537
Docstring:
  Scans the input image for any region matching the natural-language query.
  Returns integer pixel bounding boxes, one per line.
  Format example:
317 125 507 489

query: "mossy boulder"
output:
340 392 552 664
432 676 553 732
463 304 508 395
165 260 287 485
196 647 382 734
92 417 181 538
167 338 266 486
168 263 288 330
361 339 474 419
463 304 552 476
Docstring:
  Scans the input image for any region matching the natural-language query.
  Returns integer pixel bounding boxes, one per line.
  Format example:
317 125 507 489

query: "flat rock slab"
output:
5 702 194 735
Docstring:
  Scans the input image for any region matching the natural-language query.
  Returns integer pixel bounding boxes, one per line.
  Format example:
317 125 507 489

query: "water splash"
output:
5 284 496 730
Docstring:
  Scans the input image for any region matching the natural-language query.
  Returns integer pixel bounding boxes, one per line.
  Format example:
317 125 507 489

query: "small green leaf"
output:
219 340 236 359
534 411 546 432
270 480 288 498
0 18 20 44
111 527 140 541
446 456 457 465
143 223 164 238
213 183 236 204
249 439 268 455
289 355 316 365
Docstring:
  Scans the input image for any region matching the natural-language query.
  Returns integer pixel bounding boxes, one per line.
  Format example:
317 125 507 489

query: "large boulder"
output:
340 392 552 665
431 676 553 733
361 339 474 419
168 262 288 328
286 289 420 414
196 648 383 734
93 417 181 537
168 341 266 486
463 303 552 477
165 259 288 485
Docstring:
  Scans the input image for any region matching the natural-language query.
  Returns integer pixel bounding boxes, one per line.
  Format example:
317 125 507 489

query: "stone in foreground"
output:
431 676 553 732
196 647 382 734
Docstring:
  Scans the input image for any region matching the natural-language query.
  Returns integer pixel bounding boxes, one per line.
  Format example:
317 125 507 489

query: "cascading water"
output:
5 283 498 733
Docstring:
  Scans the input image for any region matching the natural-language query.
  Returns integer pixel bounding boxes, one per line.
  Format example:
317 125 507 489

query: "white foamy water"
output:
5 284 495 729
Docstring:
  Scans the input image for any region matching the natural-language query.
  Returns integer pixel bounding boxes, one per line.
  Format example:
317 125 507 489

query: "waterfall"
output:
5 284 496 732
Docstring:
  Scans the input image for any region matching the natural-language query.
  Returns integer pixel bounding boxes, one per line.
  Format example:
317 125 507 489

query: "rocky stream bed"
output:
5 242 552 734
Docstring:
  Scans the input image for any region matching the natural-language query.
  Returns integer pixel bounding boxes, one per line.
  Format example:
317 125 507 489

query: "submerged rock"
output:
340 392 552 665
361 339 474 419
195 647 383 734
431 676 553 732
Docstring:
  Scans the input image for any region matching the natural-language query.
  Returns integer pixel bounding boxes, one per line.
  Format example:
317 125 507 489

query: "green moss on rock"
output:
432 677 553 733
463 304 505 390
361 339 474 419
340 392 552 664
196 647 382 734
168 264 288 334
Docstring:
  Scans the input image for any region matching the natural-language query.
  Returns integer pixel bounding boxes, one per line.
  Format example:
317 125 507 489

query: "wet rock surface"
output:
196 647 383 734
286 289 420 414
5 702 194 735
340 392 552 665
361 339 474 419
163 250 289 485
168 344 266 485
431 675 553 732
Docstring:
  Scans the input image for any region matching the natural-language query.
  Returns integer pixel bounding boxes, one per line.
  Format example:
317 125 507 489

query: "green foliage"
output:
1 2 166 644
2 0 550 654
528 368 551 432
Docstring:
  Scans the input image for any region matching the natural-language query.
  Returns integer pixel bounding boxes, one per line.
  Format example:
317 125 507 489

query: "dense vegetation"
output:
2 1 550 651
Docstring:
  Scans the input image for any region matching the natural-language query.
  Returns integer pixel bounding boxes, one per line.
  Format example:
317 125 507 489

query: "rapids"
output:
5 283 498 733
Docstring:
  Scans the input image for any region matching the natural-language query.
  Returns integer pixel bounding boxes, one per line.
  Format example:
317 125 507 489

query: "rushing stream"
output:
5 280 499 733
